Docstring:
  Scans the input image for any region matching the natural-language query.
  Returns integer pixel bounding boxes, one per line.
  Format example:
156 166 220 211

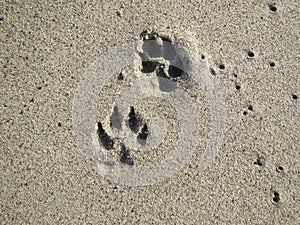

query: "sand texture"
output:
1 0 299 224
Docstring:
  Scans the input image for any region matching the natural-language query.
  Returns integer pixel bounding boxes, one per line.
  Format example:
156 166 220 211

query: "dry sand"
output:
1 0 299 224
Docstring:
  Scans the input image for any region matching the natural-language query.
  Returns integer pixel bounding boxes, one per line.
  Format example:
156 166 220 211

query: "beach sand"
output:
1 0 299 224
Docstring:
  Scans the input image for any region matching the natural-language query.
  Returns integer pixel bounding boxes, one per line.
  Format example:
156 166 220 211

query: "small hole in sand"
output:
209 67 216 76
235 84 241 90
117 73 124 80
254 156 265 166
247 50 255 58
270 62 275 67
276 166 284 172
269 4 277 12
219 64 225 70
272 191 280 203
292 94 298 100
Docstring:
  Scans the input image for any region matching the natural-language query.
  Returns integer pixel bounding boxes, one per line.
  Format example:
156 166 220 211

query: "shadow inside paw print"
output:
120 143 134 166
97 122 114 150
137 124 148 145
128 106 143 133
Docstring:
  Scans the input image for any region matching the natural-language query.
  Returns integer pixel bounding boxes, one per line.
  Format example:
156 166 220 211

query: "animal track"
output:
97 31 193 165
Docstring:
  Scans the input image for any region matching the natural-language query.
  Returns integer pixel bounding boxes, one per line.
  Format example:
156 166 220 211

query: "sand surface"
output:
1 0 299 224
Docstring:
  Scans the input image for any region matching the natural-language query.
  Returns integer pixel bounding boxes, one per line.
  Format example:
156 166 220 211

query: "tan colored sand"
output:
1 0 299 224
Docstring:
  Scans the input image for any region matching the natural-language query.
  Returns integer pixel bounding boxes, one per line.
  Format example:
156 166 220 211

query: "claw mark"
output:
120 143 134 165
128 106 142 133
97 122 114 150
